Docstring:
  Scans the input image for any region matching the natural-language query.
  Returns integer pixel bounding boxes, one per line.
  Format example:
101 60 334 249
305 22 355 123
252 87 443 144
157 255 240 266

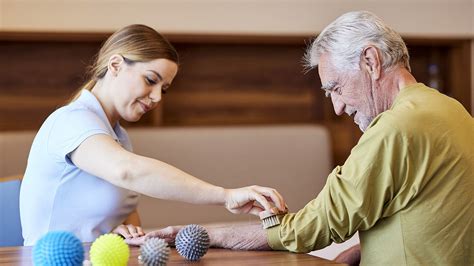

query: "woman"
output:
19 24 285 246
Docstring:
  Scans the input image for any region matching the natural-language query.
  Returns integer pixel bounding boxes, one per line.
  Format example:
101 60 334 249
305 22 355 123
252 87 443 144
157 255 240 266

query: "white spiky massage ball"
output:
139 237 170 266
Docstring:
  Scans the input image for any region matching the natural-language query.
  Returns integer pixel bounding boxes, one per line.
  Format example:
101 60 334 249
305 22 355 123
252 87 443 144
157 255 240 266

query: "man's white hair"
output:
304 11 411 72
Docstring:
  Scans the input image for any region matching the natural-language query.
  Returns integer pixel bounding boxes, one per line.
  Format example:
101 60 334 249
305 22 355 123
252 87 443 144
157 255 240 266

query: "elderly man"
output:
139 11 473 265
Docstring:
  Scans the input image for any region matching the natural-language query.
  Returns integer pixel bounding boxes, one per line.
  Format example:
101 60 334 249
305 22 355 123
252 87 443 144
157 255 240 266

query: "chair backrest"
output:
0 126 333 230
0 175 23 246
128 125 332 228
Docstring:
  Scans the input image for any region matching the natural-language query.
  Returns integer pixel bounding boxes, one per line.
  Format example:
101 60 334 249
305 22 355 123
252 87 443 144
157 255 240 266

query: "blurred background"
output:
0 0 472 166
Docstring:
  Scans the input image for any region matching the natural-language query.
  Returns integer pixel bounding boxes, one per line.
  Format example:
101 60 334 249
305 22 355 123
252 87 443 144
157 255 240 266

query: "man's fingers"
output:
125 235 146 246
146 231 165 239
145 226 181 240
144 234 175 245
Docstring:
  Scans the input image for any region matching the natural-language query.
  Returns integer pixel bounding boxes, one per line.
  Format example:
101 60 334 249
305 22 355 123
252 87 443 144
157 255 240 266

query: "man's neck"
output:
378 66 417 110
396 68 418 91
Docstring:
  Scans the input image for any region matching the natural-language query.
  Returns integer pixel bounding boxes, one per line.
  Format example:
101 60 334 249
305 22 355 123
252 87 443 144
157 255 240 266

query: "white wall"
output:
1 0 473 38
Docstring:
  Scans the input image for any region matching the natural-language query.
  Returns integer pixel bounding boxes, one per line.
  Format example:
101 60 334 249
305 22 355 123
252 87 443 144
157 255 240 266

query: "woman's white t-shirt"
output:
20 90 139 246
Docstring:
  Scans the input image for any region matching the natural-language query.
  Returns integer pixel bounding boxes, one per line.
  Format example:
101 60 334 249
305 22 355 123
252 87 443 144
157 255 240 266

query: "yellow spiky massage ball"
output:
89 234 129 266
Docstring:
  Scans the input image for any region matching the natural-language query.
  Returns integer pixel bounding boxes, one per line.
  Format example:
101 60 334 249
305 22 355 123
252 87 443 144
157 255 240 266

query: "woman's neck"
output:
91 81 119 126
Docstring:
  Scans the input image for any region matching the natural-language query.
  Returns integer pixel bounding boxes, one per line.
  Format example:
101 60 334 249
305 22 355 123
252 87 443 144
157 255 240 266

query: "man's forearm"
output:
206 222 271 250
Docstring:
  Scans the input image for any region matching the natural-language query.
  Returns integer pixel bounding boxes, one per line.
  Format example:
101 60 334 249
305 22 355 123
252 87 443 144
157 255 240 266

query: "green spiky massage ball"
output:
89 234 129 266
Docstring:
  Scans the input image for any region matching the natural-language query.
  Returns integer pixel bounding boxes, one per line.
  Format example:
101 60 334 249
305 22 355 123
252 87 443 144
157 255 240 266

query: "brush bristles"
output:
261 215 280 229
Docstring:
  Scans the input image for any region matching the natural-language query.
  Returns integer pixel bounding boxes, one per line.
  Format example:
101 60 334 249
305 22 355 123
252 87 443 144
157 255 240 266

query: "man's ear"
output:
360 46 381 80
108 54 124 76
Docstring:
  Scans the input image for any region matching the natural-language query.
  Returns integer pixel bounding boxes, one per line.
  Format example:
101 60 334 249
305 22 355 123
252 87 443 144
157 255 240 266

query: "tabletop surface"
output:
0 245 344 265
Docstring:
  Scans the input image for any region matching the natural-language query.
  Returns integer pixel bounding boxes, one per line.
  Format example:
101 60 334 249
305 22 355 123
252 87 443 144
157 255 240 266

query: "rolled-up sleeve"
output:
266 120 411 253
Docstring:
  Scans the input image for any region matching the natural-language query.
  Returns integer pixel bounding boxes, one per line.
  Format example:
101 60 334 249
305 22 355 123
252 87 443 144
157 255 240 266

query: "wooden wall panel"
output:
0 41 97 130
0 33 471 166
447 41 472 111
163 43 321 125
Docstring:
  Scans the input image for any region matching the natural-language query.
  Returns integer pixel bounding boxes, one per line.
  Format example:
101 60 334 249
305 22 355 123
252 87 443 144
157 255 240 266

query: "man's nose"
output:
331 96 345 116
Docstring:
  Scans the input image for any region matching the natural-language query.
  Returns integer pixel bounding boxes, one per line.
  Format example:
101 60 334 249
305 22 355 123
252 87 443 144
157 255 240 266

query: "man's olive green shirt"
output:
267 83 473 265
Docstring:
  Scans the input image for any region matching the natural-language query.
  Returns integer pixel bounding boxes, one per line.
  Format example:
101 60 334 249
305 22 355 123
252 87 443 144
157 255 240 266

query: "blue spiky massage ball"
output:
175 224 210 261
139 237 170 266
33 231 84 266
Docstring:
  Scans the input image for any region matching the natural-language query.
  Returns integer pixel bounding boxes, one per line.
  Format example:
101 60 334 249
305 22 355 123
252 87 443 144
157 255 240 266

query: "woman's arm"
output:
70 134 286 214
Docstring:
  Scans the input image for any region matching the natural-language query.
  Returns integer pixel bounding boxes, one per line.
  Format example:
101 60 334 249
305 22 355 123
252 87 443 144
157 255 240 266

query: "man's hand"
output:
112 224 145 239
124 225 183 246
334 244 361 266
145 225 183 245
124 235 146 246
224 186 286 215
125 222 271 251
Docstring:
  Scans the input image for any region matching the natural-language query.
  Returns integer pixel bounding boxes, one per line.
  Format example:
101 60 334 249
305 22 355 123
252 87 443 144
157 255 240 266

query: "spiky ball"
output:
89 233 129 266
139 237 170 266
175 224 210 261
33 231 84 266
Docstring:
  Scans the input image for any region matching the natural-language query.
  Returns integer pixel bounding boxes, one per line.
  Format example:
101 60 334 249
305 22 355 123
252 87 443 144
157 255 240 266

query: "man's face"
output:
318 53 378 131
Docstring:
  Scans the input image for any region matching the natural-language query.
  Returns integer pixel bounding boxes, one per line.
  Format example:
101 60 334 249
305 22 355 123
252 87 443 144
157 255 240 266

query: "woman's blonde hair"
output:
68 24 179 103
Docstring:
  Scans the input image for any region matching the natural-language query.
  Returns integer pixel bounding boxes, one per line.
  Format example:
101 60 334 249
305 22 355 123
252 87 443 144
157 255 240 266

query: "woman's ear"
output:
360 46 381 80
108 54 124 77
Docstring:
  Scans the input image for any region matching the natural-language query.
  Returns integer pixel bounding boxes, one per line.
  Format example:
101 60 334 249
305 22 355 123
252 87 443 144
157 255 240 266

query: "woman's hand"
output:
224 186 286 215
112 224 145 239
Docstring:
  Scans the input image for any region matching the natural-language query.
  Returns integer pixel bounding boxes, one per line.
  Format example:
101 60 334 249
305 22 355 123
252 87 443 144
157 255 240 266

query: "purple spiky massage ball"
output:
175 224 210 261
33 231 84 266
139 237 170 266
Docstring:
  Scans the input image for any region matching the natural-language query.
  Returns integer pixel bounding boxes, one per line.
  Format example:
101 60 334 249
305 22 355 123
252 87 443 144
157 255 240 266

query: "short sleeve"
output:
46 107 112 164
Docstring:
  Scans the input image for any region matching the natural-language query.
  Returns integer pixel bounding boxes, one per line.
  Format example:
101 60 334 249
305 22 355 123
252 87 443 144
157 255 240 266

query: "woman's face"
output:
110 57 178 122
